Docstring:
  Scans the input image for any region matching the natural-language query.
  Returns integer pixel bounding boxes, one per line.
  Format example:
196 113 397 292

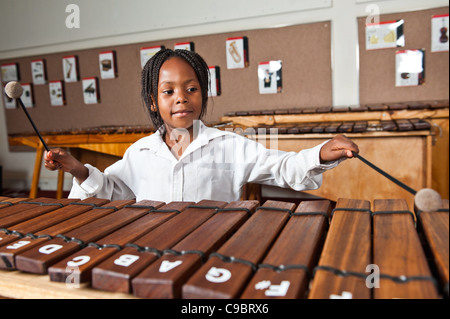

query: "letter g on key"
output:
205 267 231 283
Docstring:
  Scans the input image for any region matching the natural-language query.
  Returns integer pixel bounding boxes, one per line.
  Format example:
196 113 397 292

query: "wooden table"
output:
8 131 152 198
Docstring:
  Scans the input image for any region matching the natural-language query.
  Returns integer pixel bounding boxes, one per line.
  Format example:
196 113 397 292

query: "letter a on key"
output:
159 260 182 273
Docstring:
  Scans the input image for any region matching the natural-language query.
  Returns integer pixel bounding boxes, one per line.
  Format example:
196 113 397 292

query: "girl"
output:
44 49 359 202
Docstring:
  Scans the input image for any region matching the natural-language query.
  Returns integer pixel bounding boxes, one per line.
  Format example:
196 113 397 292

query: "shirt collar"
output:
140 120 229 159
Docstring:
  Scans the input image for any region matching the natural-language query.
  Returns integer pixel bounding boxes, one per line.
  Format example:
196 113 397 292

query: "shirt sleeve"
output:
68 162 135 200
238 137 344 191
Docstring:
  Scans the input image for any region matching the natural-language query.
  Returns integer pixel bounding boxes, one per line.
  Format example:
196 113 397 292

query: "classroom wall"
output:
0 0 448 192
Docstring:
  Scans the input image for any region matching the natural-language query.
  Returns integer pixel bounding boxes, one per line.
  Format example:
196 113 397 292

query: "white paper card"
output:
62 56 78 82
175 42 193 51
258 61 282 94
366 20 404 50
226 38 246 69
1 63 19 82
431 14 449 52
31 60 46 85
99 51 116 79
3 89 16 109
395 50 425 87
208 66 219 97
82 78 99 104
21 83 33 108
141 46 162 68
49 81 64 106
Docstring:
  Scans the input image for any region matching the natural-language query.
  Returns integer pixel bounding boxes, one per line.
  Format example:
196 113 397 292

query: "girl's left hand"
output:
320 135 359 163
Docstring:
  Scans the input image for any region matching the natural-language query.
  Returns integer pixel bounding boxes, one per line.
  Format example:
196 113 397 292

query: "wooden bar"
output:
47 201 191 283
0 197 60 219
418 200 449 297
0 198 81 248
308 198 372 299
373 199 440 299
0 198 115 269
132 200 259 299
14 200 161 274
0 199 75 232
182 200 295 299
91 200 225 294
240 200 331 299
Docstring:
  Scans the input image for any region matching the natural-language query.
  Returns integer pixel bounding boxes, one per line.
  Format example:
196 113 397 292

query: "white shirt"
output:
69 121 342 202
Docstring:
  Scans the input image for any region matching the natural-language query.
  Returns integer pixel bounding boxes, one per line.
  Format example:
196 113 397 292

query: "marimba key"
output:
417 200 449 297
308 199 372 299
91 200 226 294
408 102 430 110
0 198 74 229
353 121 368 132
409 118 431 130
0 196 447 299
324 122 342 133
132 200 259 299
388 103 409 110
338 122 354 133
367 103 388 111
182 200 295 299
373 199 440 299
14 200 160 274
48 201 191 283
0 198 117 269
0 198 83 248
380 120 397 131
0 197 30 208
240 200 331 299
0 197 62 220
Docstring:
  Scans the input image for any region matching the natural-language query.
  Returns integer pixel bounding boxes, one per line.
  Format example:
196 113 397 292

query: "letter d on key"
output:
39 244 63 255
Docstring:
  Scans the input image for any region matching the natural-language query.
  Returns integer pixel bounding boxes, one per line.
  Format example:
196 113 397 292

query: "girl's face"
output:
155 57 203 133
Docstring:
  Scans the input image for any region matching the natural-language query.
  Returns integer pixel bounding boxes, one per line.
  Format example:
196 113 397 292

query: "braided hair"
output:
141 49 210 129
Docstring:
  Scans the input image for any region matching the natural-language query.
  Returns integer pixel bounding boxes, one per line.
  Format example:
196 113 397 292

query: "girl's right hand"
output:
44 148 89 183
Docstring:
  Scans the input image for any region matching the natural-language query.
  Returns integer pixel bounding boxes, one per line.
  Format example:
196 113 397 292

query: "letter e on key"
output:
7 241 31 250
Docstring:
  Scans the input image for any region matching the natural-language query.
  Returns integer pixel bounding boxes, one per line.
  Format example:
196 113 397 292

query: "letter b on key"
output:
114 254 139 267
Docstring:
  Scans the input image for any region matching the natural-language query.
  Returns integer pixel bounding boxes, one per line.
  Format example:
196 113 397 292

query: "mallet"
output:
352 151 442 212
5 81 49 152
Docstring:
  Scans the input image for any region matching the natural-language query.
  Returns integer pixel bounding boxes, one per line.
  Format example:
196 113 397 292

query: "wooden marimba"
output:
0 196 448 299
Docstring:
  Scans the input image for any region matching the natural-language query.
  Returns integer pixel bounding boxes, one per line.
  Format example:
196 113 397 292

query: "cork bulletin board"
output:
358 6 449 105
1 21 332 136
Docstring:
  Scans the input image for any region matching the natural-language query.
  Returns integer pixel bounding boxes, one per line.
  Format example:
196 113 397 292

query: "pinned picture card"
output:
99 51 117 79
208 66 221 97
175 42 194 51
62 56 78 82
141 46 164 68
366 20 404 50
82 77 100 104
395 49 425 87
431 14 449 52
21 83 34 108
1 63 19 83
226 37 249 69
49 81 65 106
258 61 282 94
2 87 16 109
31 59 46 85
